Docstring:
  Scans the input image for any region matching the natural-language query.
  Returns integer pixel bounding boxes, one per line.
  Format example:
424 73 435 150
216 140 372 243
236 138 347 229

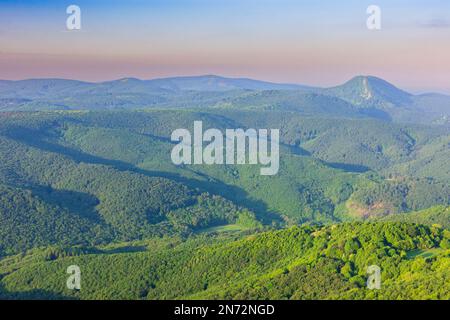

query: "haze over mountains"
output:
0 75 449 125
0 74 449 300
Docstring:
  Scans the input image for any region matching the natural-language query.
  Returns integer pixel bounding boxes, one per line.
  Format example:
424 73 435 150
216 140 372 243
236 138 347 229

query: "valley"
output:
0 75 448 300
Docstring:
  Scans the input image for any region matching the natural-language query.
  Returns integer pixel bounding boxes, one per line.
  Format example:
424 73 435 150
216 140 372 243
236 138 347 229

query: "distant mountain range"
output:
0 75 449 124
0 75 308 96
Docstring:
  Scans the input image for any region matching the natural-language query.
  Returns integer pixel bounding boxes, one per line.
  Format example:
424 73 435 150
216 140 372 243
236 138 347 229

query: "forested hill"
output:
380 206 450 229
0 104 448 300
0 110 448 257
1 75 449 124
0 222 449 300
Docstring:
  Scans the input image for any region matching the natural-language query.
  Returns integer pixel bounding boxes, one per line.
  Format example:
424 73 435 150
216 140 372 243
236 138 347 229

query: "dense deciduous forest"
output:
0 82 448 300
0 222 448 300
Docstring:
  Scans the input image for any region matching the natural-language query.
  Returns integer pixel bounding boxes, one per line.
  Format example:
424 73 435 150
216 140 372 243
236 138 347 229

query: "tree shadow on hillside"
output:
6 126 282 224
0 282 76 300
25 184 102 222
322 161 370 173
283 143 311 156
280 141 369 173
358 107 392 121
99 245 148 254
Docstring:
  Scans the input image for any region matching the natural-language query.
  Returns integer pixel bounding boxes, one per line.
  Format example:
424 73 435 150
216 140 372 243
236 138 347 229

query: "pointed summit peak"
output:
326 76 412 108
345 75 391 88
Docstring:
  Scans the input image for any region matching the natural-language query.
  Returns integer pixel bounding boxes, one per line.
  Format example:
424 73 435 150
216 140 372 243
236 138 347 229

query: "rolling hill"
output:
0 110 448 258
0 76 448 300
0 222 448 300
1 75 449 124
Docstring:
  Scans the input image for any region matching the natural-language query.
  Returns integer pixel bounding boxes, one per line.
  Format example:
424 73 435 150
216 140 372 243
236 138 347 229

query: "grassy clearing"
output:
406 248 444 260
200 224 248 234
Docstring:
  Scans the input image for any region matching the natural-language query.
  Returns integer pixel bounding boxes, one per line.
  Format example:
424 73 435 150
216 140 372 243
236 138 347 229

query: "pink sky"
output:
1 0 450 93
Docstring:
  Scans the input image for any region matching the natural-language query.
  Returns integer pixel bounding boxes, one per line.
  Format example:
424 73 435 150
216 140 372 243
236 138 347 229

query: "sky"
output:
1 0 450 93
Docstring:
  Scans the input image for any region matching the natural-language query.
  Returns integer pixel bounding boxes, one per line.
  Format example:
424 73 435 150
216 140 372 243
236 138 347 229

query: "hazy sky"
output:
1 0 450 93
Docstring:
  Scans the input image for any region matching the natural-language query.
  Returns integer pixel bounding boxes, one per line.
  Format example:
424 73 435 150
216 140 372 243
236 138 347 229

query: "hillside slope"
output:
380 206 450 228
0 222 448 300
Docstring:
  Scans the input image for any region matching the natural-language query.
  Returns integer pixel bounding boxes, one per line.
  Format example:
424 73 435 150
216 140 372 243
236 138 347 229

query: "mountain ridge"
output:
0 75 449 124
0 74 448 96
